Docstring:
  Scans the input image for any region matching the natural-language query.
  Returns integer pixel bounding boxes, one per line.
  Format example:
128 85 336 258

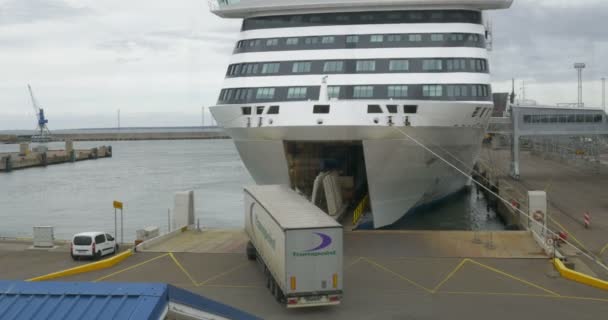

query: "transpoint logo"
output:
294 232 336 257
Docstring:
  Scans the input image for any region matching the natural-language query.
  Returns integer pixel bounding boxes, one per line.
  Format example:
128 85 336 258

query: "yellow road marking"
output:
362 257 432 293
440 291 608 303
431 259 467 293
196 263 249 287
548 215 588 250
94 253 169 282
199 284 265 289
600 243 608 255
169 252 199 287
345 257 363 269
465 259 560 296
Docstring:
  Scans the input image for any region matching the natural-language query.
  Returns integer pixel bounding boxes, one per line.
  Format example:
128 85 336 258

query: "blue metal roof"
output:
0 281 259 320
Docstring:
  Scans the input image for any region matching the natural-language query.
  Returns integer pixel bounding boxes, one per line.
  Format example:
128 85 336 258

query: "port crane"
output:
28 84 52 143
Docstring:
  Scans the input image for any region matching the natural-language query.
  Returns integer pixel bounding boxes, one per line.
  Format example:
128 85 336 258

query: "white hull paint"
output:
218 124 484 228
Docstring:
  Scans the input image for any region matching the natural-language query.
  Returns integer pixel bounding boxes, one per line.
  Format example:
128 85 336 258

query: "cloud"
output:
490 0 608 85
0 0 93 25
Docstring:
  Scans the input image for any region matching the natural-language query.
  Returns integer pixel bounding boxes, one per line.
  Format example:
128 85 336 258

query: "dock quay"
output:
2 228 608 319
477 146 608 279
0 141 111 172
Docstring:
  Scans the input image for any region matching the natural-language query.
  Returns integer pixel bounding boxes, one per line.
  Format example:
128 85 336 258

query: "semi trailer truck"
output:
244 185 343 308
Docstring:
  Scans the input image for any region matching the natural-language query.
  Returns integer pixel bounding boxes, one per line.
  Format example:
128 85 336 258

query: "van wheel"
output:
71 254 78 261
246 241 256 261
94 251 101 261
114 245 119 254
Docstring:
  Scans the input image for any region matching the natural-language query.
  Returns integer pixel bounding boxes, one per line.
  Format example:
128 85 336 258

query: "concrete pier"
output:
478 147 608 279
2 229 608 319
0 142 112 172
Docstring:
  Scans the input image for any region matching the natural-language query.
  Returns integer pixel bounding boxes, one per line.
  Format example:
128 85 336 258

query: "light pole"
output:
574 63 586 108
602 77 606 110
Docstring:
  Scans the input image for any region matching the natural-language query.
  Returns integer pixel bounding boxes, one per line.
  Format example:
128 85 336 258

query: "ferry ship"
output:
209 0 513 228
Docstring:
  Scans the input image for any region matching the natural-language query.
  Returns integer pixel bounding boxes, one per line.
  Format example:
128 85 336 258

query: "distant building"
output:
493 93 510 116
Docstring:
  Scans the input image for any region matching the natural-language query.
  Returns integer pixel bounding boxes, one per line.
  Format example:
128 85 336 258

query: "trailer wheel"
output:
246 241 257 261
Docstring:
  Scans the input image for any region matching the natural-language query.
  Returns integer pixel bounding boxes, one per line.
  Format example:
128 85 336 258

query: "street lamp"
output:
574 63 586 108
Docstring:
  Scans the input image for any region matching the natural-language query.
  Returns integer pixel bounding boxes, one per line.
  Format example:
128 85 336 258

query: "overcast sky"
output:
0 0 607 129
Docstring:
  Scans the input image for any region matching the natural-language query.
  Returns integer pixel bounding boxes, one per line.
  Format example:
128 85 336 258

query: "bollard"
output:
69 149 76 162
108 145 113 158
584 212 591 229
40 152 47 167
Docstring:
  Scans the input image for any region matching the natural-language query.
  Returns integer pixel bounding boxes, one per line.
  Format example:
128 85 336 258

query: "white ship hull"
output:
208 2 512 228
212 100 489 228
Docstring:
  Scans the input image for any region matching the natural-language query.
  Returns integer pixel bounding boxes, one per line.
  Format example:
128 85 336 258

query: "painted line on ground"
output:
169 252 199 287
553 258 608 291
94 253 169 282
196 263 250 287
465 259 560 296
600 243 608 255
548 215 587 251
431 259 467 293
345 257 363 270
362 257 433 293
439 291 608 303
27 249 134 282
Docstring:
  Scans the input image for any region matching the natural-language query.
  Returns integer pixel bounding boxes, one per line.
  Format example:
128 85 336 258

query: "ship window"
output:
585 114 594 122
404 105 418 114
255 88 275 100
323 61 344 72
321 36 335 44
449 34 465 41
430 34 445 41
447 85 468 97
576 114 585 122
287 87 308 99
389 60 409 71
370 35 384 43
353 86 374 98
265 38 279 46
408 34 422 42
304 37 319 45
313 105 330 114
422 59 443 71
387 105 398 113
241 106 251 115
360 14 374 22
594 114 603 123
409 12 424 21
286 37 299 45
387 13 402 20
523 115 531 123
346 35 359 43
447 59 467 71
388 85 409 98
256 106 264 115
387 34 402 42
328 86 341 99
336 15 350 22
422 85 443 97
367 104 383 113
261 63 280 74
356 60 376 72
267 105 280 114
292 62 312 73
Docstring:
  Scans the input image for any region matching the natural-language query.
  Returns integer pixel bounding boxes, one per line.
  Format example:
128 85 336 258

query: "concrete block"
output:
65 140 73 153
19 143 30 156
173 191 195 229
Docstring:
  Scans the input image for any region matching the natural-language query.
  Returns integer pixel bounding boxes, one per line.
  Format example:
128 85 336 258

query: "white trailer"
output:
244 185 343 308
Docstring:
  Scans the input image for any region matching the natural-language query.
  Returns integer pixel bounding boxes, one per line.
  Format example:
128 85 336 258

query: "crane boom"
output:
27 84 40 115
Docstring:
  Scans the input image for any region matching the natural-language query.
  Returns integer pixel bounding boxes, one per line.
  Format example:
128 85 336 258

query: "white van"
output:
71 232 118 260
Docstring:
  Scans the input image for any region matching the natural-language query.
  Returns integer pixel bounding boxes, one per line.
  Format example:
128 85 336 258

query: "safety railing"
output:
352 194 369 226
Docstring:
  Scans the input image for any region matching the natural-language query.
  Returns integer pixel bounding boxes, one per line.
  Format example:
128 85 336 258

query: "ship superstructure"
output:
209 0 513 228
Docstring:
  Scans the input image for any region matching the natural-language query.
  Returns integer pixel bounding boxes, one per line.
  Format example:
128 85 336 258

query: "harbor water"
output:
0 140 502 241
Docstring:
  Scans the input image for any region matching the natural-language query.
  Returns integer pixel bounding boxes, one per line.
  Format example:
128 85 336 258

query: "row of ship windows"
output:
523 114 604 124
240 104 419 116
226 58 488 77
217 84 492 104
234 33 485 53
242 10 482 30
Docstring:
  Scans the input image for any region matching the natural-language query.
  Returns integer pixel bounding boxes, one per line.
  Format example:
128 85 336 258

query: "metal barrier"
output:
352 194 369 226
